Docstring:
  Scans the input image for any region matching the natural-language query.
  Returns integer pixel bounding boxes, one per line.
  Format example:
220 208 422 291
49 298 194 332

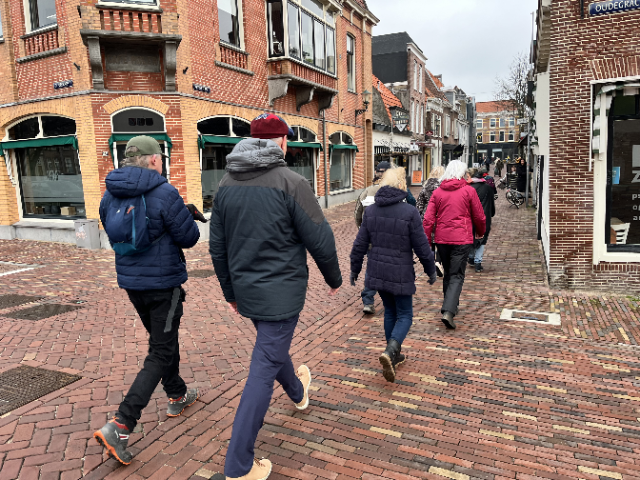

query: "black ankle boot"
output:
393 346 406 368
379 339 401 383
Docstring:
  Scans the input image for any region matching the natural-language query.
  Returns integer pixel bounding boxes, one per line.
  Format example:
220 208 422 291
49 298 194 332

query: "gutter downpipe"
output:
322 109 329 209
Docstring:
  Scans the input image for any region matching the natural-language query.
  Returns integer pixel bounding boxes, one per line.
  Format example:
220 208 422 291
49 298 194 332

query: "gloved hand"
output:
350 273 358 287
428 273 437 285
186 204 208 223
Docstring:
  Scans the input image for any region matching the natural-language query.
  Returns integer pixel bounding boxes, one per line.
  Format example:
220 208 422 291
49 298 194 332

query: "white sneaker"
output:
295 365 311 411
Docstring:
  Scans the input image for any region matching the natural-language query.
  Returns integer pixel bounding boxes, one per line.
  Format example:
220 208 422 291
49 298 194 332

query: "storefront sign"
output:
392 110 409 132
589 0 640 16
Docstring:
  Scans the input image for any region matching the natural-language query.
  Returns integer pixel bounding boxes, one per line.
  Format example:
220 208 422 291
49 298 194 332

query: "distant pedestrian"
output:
423 160 486 330
351 167 437 383
94 136 205 465
416 166 445 218
495 158 505 177
516 157 530 194
354 160 393 315
209 113 342 480
467 169 496 272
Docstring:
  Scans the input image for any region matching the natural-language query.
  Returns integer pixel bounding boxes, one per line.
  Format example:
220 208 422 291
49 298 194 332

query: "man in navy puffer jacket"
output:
94 136 202 465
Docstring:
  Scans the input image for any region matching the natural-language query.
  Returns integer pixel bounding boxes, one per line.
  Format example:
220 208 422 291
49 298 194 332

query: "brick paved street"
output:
0 194 639 480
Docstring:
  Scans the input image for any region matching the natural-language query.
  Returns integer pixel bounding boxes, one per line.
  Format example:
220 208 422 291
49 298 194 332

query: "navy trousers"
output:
225 315 304 478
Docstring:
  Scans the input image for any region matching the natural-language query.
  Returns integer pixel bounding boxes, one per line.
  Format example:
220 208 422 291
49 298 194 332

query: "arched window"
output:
2 115 85 219
329 132 357 192
287 126 319 190
110 108 171 179
198 116 252 212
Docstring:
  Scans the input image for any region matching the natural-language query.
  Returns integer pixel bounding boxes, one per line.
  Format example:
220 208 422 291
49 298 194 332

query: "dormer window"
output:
268 0 337 75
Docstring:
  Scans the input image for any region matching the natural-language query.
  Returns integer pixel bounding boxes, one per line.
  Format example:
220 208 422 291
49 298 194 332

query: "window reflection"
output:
202 145 234 213
218 0 240 47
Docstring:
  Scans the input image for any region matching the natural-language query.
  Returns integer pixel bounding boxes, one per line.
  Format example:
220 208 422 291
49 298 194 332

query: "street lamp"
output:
355 90 372 118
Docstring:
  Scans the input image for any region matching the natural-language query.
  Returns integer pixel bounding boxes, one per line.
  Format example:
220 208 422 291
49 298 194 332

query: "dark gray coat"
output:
209 138 342 321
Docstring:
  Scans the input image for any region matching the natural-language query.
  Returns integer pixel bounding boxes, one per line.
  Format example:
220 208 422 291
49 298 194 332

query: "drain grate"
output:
6 304 82 321
500 309 561 326
0 366 81 416
0 295 43 310
190 270 216 279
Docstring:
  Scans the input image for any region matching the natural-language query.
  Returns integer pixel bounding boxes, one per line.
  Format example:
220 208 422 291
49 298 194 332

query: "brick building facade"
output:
533 0 640 291
0 0 378 246
475 101 520 165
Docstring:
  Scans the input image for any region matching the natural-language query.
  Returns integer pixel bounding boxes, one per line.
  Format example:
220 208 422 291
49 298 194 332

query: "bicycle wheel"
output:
516 194 525 206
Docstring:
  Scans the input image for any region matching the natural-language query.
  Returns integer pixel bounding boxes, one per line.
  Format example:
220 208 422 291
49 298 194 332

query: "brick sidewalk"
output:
0 194 639 480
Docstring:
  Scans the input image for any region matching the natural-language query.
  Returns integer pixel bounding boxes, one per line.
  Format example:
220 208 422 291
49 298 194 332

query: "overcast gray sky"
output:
367 0 537 102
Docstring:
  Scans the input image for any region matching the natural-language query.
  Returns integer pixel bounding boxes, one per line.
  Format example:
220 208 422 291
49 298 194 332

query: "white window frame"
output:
218 0 245 50
509 117 515 127
490 131 496 142
23 0 58 34
476 119 483 129
508 130 515 142
346 33 356 92
591 76 640 265
410 101 415 132
413 60 418 91
499 130 505 142
490 118 496 128
418 67 423 94
499 118 506 128
420 104 424 134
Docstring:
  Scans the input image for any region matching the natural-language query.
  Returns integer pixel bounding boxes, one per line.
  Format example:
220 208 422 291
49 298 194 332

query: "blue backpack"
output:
103 194 165 256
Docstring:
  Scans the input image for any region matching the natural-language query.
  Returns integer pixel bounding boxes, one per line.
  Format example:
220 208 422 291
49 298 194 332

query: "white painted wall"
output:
534 72 551 267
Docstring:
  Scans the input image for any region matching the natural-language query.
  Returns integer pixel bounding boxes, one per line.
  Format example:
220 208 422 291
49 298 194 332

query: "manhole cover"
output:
0 295 43 310
500 309 561 326
6 304 82 321
190 270 216 279
0 366 81 416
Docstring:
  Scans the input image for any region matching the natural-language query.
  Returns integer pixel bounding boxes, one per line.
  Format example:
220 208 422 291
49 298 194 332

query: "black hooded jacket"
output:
209 138 342 321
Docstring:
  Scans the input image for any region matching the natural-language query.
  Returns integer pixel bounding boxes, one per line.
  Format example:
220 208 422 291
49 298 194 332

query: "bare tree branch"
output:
494 52 530 121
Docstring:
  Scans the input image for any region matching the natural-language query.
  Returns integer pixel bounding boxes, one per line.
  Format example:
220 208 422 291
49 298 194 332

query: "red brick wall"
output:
547 0 640 290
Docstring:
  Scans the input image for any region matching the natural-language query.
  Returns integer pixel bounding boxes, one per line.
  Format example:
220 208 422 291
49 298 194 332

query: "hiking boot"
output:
295 365 311 411
93 418 133 465
442 311 456 330
227 458 273 480
167 388 199 418
363 305 376 315
393 352 406 368
379 339 400 383
475 263 484 273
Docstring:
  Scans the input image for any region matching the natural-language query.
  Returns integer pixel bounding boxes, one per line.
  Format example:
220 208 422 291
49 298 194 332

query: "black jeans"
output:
437 244 473 315
117 287 187 431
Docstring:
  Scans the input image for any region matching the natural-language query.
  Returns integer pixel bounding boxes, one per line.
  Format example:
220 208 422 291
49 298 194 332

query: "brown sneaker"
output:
295 365 311 411
227 458 272 480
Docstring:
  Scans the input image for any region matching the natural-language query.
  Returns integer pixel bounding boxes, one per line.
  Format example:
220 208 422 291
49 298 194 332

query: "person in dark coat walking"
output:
467 170 496 272
210 114 342 480
94 136 203 465
516 157 529 193
423 161 486 330
416 165 445 217
351 167 437 383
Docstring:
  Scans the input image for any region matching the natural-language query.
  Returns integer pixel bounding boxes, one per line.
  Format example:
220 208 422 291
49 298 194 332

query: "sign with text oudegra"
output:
590 0 640 15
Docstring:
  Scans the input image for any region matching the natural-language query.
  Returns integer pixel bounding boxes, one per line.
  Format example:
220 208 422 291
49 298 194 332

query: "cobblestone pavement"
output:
0 192 639 480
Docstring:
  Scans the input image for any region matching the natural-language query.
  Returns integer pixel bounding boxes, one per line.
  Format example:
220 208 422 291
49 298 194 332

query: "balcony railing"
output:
99 9 162 34
23 27 59 57
219 43 248 71
268 59 337 90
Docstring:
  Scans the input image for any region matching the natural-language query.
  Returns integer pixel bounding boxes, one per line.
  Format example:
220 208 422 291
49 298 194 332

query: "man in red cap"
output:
210 113 342 480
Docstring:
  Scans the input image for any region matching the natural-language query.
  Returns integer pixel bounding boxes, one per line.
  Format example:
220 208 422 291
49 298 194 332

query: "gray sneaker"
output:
167 388 199 417
94 418 133 465
363 305 376 315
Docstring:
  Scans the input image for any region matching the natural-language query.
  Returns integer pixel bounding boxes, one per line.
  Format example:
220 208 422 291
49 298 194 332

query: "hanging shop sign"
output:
589 0 640 15
392 109 409 132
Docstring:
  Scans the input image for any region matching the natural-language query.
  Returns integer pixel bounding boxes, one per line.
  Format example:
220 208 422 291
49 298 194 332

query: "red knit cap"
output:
250 113 295 139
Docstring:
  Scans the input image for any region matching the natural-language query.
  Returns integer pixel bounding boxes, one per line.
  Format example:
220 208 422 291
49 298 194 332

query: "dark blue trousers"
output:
225 315 304 478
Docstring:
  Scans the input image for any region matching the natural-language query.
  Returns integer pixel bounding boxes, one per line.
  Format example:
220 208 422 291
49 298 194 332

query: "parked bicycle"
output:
506 187 525 208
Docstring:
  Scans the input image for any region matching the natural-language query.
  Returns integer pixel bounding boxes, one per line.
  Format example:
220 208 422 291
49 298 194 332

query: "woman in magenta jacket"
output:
423 160 486 330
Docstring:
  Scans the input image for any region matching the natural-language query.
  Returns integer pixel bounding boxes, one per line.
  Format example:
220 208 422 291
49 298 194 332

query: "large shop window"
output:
1 115 85 219
219 0 241 48
198 116 252 213
329 132 357 193
607 93 640 251
269 0 336 74
29 0 56 31
111 109 171 179
287 127 321 190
